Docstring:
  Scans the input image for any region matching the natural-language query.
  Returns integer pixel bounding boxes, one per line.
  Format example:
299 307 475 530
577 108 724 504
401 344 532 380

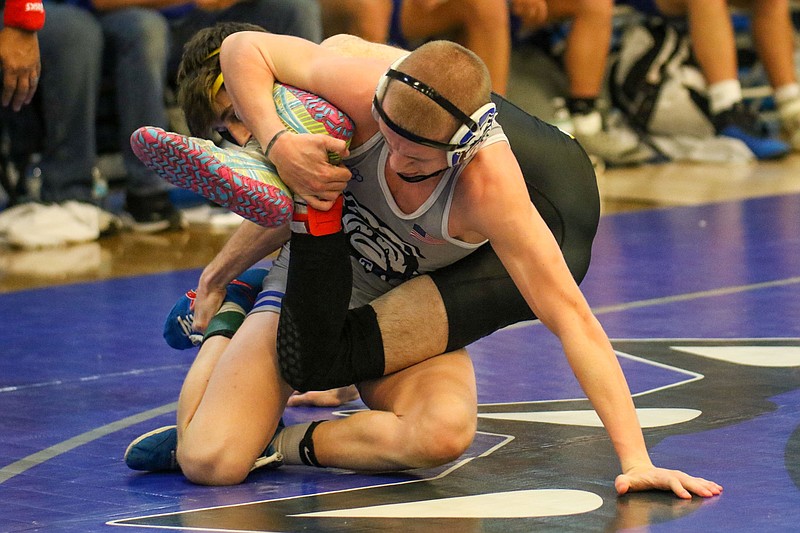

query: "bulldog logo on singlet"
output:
342 192 423 283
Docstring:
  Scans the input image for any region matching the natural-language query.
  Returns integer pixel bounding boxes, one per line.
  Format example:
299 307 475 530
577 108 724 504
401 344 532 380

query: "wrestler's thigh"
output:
358 349 477 425
189 312 293 461
370 275 448 375
430 244 534 352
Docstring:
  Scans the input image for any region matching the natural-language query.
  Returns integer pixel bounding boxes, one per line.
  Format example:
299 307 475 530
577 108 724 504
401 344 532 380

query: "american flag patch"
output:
410 223 446 245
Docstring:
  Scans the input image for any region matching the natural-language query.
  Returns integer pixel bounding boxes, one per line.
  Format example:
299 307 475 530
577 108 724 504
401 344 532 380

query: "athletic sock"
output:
567 96 597 116
203 309 246 341
567 97 602 136
775 83 800 106
708 79 743 116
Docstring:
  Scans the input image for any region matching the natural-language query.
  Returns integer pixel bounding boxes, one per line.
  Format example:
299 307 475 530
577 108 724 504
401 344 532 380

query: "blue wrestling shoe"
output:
124 425 179 472
124 419 285 473
163 267 269 350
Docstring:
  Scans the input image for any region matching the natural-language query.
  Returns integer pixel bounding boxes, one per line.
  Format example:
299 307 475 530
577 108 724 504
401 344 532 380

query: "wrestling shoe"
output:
163 267 269 350
163 290 202 350
124 425 179 472
124 420 285 472
130 126 293 228
253 417 286 471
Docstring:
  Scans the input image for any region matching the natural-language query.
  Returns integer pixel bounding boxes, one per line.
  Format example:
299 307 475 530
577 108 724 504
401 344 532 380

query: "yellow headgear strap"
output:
211 72 224 98
206 48 224 98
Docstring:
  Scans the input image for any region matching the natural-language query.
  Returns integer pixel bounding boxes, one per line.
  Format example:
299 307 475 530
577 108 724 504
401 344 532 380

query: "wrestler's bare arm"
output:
321 33 407 62
193 221 290 330
452 142 721 499
219 32 389 208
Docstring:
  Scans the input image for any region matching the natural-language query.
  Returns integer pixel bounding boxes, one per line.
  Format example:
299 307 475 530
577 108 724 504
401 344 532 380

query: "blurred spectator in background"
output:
318 0 392 43
620 0 797 160
0 0 322 247
319 1 652 166
0 3 121 248
319 0 545 95
529 0 655 166
0 0 45 111
389 0 534 95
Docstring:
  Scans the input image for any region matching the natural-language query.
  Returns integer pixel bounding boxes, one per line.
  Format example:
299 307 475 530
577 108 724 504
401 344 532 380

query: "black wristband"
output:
264 129 288 160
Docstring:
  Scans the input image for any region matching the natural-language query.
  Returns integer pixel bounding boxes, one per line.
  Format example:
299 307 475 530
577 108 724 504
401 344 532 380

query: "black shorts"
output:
430 94 600 352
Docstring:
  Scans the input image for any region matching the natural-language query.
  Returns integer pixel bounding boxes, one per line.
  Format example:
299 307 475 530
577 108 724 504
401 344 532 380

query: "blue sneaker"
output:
124 425 179 472
163 267 269 350
124 419 285 473
714 103 789 160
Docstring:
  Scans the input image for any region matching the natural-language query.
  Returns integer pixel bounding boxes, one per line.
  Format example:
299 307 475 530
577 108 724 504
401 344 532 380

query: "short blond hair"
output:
381 40 492 143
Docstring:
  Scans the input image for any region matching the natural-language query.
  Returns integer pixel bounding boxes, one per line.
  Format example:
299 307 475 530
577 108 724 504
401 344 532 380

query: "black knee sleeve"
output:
277 232 385 392
279 303 385 392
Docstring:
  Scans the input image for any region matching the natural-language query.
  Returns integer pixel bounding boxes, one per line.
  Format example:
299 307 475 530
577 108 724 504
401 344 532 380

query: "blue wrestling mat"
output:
2 194 799 532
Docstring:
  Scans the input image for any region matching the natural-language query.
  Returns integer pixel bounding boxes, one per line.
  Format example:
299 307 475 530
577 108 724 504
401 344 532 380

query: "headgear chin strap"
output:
373 60 496 167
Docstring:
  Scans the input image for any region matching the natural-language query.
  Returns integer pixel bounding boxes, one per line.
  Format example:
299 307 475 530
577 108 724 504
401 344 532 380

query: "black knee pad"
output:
277 304 385 392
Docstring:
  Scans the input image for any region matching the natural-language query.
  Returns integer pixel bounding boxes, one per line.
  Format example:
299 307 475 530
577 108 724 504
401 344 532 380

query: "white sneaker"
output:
573 110 657 167
0 203 43 235
181 203 244 229
4 201 120 248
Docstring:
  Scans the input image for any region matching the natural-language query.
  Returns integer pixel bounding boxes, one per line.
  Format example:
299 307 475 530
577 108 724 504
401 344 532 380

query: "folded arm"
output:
218 32 388 208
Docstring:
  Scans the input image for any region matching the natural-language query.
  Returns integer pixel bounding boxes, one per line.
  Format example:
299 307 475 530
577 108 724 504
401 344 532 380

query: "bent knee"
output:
177 441 253 486
411 411 477 467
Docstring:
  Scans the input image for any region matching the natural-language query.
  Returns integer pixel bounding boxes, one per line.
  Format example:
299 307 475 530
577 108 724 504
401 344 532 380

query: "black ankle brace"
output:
299 420 325 468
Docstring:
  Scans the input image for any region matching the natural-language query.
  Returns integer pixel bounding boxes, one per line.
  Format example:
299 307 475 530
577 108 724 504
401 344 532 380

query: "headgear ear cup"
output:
446 102 496 166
